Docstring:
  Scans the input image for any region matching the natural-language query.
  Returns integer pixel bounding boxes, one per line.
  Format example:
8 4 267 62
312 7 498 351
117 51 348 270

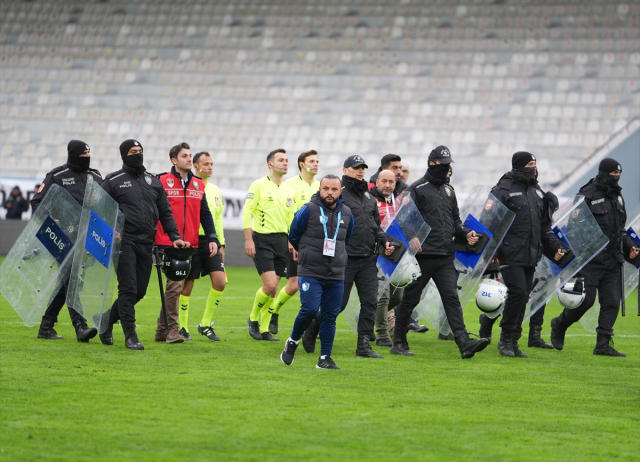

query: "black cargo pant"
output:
107 240 153 328
339 255 378 337
556 264 621 336
43 278 85 324
499 265 536 339
395 254 466 339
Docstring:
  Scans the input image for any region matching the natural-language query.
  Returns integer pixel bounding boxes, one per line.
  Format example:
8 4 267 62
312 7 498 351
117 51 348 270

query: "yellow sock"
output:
273 287 294 315
201 288 223 327
250 288 270 322
260 297 276 334
179 294 190 332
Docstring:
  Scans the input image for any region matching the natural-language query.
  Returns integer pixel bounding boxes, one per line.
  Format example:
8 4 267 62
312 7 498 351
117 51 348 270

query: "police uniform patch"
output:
37 183 45 193
445 187 451 197
485 199 494 211
193 181 199 191
87 174 93 181
536 189 543 199
167 178 174 188
365 192 370 199
618 196 623 206
145 176 152 185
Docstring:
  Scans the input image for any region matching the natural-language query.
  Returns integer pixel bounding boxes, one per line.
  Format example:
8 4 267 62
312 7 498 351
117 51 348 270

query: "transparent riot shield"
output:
580 205 640 332
524 195 609 322
66 178 124 334
414 186 515 335
341 192 431 333
0 185 81 326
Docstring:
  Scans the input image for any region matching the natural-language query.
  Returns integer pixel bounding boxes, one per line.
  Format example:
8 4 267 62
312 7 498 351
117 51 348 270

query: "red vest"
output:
154 172 205 247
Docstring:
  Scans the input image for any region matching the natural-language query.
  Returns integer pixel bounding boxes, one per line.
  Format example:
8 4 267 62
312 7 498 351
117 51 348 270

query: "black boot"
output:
593 333 626 357
528 324 553 349
99 322 114 345
479 314 497 343
355 334 383 358
73 319 98 343
454 330 489 359
123 324 144 350
99 309 117 345
37 316 63 340
512 332 528 358
390 332 414 356
497 331 516 357
550 316 567 350
302 315 320 353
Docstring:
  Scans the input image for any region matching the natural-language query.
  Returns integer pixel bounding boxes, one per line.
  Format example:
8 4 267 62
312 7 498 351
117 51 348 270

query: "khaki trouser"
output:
375 285 404 341
156 279 183 333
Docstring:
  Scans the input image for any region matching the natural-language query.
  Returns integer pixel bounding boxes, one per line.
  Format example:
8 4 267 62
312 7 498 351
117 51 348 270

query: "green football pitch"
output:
1 262 639 461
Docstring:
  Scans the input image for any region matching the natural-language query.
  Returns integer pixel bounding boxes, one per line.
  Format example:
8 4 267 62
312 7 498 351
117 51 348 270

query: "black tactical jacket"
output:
31 163 103 212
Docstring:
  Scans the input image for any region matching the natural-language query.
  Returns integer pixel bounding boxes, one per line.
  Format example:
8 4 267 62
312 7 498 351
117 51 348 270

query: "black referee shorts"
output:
188 236 224 280
252 232 289 278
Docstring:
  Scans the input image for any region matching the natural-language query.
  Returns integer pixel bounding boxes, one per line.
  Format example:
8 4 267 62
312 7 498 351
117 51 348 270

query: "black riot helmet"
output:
161 247 197 281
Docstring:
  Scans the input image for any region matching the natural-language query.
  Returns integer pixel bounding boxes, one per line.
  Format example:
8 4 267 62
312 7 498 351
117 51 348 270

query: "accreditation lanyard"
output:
320 207 341 257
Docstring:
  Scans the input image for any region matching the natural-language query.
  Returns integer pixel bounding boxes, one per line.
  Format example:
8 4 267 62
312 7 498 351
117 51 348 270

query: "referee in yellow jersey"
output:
177 151 227 342
243 148 296 341
266 149 320 334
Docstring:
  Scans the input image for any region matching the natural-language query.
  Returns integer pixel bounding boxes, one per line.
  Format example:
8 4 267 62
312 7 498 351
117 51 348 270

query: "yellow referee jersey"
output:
199 181 225 246
242 176 295 234
285 174 320 214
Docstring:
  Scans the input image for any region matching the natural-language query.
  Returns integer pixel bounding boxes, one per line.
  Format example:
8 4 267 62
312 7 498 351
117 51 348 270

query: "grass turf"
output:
1 261 639 461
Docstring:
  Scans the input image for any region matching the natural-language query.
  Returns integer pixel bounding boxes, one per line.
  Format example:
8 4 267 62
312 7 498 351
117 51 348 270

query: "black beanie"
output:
598 158 621 174
67 140 89 159
512 151 536 169
119 139 143 160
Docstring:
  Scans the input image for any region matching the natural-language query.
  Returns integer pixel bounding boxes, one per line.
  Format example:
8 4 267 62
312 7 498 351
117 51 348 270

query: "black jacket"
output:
340 175 388 257
31 163 103 212
101 164 180 244
492 171 560 267
288 193 354 281
579 176 635 271
4 192 29 219
368 168 408 197
409 172 470 256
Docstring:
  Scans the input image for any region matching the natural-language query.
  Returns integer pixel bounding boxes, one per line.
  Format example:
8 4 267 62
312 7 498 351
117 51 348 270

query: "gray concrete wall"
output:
0 221 254 267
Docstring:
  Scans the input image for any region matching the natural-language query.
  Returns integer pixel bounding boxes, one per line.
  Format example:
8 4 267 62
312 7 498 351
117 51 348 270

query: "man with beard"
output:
280 175 354 369
392 146 489 359
489 152 565 358
243 149 296 341
30 140 103 342
154 142 219 344
100 139 188 350
550 159 638 357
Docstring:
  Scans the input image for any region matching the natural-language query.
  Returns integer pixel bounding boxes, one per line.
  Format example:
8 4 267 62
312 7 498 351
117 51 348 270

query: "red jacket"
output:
154 168 215 248
369 185 398 230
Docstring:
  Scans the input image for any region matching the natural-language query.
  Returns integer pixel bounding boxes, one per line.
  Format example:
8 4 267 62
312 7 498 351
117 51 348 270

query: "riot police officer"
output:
550 158 638 357
31 140 102 342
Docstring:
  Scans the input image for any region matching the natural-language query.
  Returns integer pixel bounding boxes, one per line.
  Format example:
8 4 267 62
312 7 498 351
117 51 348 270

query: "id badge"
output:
323 239 336 257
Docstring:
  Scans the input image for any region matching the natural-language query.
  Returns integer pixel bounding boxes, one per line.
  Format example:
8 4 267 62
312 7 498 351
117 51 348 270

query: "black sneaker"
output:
390 343 415 356
280 338 299 365
376 337 393 347
550 317 566 350
408 321 429 333
261 332 279 341
179 327 193 341
269 313 279 335
198 324 220 342
316 355 340 369
248 317 262 340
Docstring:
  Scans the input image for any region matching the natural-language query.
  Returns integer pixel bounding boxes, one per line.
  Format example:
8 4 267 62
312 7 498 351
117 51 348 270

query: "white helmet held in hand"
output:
475 279 507 314
390 255 421 288
557 279 586 309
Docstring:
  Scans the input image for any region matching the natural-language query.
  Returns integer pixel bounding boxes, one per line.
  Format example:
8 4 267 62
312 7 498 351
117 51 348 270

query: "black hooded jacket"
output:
409 172 471 256
579 175 635 270
101 164 180 244
491 171 561 267
31 163 103 212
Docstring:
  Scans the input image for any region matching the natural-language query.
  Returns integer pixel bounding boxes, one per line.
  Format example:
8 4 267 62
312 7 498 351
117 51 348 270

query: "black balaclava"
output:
119 139 145 174
511 151 537 185
597 158 621 187
427 163 450 181
67 139 91 171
